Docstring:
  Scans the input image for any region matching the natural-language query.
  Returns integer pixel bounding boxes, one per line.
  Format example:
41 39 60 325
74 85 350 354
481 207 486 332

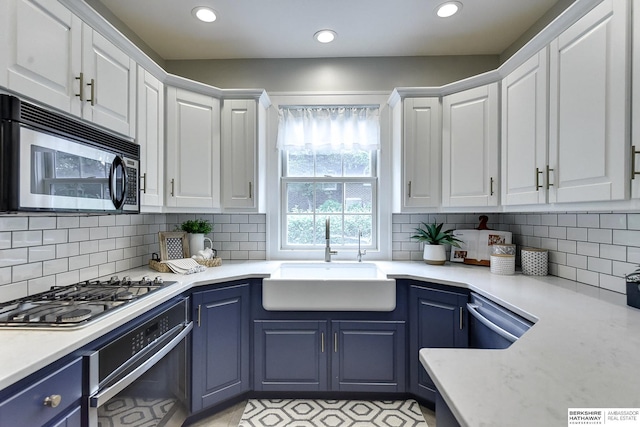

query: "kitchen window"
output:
278 106 380 250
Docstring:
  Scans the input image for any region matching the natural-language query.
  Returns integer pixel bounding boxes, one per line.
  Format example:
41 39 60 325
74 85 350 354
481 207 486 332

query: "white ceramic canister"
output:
490 244 516 275
521 247 548 276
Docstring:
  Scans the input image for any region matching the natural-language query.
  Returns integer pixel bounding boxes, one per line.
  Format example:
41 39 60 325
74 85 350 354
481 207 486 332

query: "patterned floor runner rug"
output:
239 399 429 427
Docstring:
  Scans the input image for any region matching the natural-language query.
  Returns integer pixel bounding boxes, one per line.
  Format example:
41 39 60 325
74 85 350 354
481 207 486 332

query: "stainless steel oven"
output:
84 297 192 427
0 94 139 213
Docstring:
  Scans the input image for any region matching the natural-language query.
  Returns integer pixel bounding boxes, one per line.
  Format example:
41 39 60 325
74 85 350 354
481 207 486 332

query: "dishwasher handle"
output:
467 303 518 343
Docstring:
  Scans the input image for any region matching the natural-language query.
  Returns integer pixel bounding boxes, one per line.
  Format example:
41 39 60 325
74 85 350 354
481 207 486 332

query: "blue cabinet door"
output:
331 321 406 392
409 284 468 403
191 283 250 412
254 320 328 391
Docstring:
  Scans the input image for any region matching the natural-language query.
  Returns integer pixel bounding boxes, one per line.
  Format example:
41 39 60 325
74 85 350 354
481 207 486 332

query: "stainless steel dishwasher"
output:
467 292 534 349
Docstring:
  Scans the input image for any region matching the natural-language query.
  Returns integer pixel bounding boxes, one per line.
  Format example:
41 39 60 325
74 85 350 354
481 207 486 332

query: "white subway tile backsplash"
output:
43 229 67 245
29 216 56 230
612 261 636 278
68 228 90 242
0 248 28 267
43 258 68 276
69 254 90 271
13 262 43 282
56 270 79 287
588 228 612 244
57 217 79 229
577 242 599 257
56 242 80 258
548 227 567 239
29 245 56 262
0 232 11 249
587 257 611 275
567 227 588 241
0 217 28 231
98 216 116 227
12 230 42 248
577 214 599 228
577 269 599 286
627 214 640 230
558 214 577 227
557 265 577 281
557 240 577 254
567 254 587 269
613 229 640 246
0 267 11 285
599 244 627 262
628 247 640 264
600 214 626 229
80 216 100 228
599 274 625 293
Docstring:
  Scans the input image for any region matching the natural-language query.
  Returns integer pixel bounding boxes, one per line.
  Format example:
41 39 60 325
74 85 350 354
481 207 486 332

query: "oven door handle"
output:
467 303 518 343
89 321 193 408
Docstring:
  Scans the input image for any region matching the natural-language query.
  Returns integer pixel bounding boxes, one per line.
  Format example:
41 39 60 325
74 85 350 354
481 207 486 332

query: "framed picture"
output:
158 232 190 260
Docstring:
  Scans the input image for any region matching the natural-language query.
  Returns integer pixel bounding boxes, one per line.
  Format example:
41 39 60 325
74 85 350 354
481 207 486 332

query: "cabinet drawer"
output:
0 358 82 427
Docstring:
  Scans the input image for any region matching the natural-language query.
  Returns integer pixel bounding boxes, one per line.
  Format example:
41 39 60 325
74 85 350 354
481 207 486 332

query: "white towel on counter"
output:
161 258 207 274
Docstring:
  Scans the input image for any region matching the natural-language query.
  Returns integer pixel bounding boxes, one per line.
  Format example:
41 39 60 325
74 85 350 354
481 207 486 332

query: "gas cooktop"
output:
0 276 175 328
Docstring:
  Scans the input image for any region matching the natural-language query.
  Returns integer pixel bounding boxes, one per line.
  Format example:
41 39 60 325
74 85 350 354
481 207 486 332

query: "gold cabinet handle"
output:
546 165 554 189
249 181 252 199
334 332 338 353
141 172 147 194
408 181 412 198
321 332 325 353
197 304 201 327
170 178 175 197
75 73 84 101
87 78 95 106
632 146 640 180
535 167 544 190
490 177 494 196
43 394 62 408
459 307 463 330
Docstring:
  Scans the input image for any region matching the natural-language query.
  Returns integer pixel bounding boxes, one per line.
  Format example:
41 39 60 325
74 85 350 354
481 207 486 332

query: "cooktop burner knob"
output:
140 276 151 284
122 276 131 284
110 276 119 284
154 276 164 284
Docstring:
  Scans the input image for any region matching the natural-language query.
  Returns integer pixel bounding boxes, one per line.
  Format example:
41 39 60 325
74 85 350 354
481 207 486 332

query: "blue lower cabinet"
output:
253 319 406 393
409 284 468 403
254 320 328 391
331 321 406 392
191 283 250 412
0 357 82 427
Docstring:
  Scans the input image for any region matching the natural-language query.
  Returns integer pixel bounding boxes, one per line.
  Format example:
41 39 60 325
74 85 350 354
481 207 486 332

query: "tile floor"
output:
187 400 437 427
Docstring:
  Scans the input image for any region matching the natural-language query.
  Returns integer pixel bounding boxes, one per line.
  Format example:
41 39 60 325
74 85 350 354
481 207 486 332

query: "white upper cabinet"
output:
137 66 164 210
399 97 441 210
221 99 257 210
442 83 499 207
165 87 221 209
81 27 136 137
0 0 82 114
548 0 629 203
0 0 136 137
501 48 548 206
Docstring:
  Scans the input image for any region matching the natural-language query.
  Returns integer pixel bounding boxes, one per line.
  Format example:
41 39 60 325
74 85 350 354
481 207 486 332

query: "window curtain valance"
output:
277 106 380 151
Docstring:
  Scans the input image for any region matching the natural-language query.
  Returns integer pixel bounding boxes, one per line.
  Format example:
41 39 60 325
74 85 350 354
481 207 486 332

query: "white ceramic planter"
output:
423 244 447 265
188 233 213 256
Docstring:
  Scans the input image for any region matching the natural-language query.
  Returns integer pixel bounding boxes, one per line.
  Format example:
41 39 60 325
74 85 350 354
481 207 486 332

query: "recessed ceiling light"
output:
314 30 337 44
436 2 462 18
192 6 217 23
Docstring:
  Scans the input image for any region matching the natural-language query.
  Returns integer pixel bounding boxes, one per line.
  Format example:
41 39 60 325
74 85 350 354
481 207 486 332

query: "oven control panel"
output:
130 315 171 355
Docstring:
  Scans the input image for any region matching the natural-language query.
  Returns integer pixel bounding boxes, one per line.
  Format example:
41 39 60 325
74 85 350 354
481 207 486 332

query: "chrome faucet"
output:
325 217 337 262
357 229 367 262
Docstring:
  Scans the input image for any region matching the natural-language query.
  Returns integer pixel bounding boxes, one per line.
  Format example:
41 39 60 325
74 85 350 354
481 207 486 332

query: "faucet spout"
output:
325 217 337 262
357 229 367 262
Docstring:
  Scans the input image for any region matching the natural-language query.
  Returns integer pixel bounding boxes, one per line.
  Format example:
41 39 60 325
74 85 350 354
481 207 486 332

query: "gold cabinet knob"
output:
43 394 62 408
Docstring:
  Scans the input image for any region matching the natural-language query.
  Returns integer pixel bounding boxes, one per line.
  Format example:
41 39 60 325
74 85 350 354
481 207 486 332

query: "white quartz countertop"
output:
1 260 639 427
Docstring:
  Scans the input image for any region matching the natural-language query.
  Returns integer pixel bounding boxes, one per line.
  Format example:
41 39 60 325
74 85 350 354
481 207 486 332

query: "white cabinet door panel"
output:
0 0 81 114
501 48 548 206
403 98 440 208
442 84 499 207
137 67 164 208
82 29 136 137
166 87 220 209
548 0 628 203
222 99 256 209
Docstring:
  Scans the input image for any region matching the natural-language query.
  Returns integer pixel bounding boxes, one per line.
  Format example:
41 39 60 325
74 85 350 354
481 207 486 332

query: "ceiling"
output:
95 0 565 61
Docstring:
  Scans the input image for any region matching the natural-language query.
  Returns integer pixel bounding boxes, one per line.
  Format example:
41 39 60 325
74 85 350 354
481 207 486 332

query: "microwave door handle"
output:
109 156 127 209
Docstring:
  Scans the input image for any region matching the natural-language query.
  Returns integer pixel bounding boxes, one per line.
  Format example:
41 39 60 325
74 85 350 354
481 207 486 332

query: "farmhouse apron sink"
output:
262 262 396 311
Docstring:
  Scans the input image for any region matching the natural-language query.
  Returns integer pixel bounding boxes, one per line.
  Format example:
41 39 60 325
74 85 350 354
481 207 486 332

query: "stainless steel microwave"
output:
0 95 139 213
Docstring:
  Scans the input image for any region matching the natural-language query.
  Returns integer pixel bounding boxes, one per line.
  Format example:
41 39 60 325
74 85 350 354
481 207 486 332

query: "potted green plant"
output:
411 221 462 265
179 219 213 255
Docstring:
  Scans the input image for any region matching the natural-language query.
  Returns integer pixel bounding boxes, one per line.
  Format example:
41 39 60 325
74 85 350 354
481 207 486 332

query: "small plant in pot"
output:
179 219 213 256
411 221 462 265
